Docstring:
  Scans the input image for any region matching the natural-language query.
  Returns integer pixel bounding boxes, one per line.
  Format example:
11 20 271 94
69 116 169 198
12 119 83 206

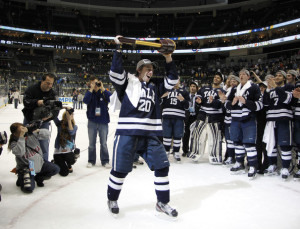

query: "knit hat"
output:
231 76 240 83
287 70 299 78
265 74 274 81
276 70 287 78
239 69 250 77
136 59 158 70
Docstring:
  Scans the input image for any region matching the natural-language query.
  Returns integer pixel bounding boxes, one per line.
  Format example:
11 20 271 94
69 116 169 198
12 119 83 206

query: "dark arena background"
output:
0 1 300 229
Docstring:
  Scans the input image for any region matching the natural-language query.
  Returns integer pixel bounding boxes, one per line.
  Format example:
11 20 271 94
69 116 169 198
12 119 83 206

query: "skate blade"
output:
155 211 178 221
293 177 300 181
109 211 119 218
264 172 278 176
211 162 222 165
230 170 246 175
248 174 257 180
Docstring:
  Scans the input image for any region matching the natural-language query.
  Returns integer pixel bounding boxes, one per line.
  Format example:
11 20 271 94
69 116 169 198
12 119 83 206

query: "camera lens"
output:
96 82 101 87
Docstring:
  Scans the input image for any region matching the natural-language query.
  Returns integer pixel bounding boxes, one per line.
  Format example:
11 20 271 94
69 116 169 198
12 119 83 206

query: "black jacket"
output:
22 82 58 122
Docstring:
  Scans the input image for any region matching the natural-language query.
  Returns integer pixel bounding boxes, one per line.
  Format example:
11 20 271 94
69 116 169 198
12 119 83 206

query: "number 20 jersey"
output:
109 51 178 136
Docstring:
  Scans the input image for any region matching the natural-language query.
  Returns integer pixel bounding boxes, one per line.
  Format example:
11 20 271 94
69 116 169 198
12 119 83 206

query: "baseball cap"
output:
136 59 158 70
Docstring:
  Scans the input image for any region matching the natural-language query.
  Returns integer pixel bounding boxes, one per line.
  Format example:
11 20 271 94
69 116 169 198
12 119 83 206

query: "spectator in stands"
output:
11 88 20 109
22 73 60 161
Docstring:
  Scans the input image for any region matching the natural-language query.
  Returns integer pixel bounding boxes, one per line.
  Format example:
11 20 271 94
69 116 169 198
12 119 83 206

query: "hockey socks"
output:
107 170 127 201
154 167 170 204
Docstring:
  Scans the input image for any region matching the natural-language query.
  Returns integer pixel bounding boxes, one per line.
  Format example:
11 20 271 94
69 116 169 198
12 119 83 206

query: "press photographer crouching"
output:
8 123 60 193
53 107 80 176
22 73 61 161
0 131 8 201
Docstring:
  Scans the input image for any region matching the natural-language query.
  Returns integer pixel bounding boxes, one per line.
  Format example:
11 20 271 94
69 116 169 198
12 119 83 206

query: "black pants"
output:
14 99 19 109
256 112 268 172
54 152 76 176
182 115 197 154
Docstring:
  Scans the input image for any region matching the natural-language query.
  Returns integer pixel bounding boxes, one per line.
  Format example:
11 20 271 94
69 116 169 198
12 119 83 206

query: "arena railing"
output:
0 18 299 41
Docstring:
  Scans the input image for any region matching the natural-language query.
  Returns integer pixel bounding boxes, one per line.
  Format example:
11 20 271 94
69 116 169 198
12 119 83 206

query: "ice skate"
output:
293 169 300 181
173 152 181 163
263 164 278 176
107 200 119 217
209 156 222 165
248 166 257 180
189 152 201 162
133 159 144 166
155 201 178 220
223 157 235 167
280 168 289 181
230 162 245 175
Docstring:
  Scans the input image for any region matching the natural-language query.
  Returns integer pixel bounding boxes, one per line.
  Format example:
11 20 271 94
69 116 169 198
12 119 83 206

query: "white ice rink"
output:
0 103 300 229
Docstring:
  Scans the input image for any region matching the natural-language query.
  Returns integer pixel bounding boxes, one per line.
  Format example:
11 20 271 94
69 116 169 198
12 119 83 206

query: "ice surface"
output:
0 104 299 229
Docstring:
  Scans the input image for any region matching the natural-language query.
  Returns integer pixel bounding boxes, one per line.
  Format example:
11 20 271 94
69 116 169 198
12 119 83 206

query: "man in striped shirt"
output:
189 72 226 164
107 36 178 218
161 78 189 162
225 69 263 179
262 70 294 180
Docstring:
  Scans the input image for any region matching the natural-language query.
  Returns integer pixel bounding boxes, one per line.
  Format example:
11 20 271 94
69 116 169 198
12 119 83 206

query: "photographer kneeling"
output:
0 131 8 201
22 73 60 161
8 123 60 193
53 107 80 176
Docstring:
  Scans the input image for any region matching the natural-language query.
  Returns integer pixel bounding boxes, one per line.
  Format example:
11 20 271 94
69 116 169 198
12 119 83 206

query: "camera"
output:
67 108 74 115
25 120 43 135
96 82 102 87
74 148 80 160
32 99 62 121
0 131 7 145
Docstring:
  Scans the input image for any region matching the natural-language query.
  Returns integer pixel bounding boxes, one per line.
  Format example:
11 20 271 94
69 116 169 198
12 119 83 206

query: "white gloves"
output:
114 35 123 44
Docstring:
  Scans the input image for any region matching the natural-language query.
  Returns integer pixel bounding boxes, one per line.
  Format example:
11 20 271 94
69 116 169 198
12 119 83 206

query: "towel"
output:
109 91 121 112
263 121 276 156
236 81 251 106
126 73 142 108
109 73 142 111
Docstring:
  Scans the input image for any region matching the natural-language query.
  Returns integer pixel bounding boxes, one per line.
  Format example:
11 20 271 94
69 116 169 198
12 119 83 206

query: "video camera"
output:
32 99 62 121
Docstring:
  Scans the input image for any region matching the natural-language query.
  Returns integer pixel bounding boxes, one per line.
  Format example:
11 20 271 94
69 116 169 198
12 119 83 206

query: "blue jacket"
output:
83 89 111 124
54 118 78 150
